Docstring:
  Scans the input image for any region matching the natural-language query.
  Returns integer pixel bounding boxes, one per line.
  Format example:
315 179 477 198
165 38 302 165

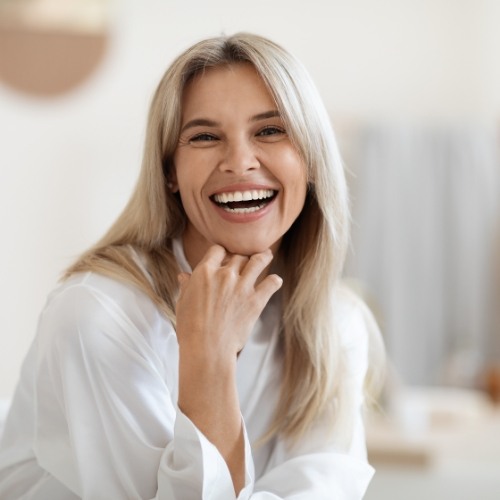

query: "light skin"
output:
172 63 307 494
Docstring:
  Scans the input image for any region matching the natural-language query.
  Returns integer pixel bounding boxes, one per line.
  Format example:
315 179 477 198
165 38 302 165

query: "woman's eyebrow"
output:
180 118 219 133
180 110 281 133
251 110 281 122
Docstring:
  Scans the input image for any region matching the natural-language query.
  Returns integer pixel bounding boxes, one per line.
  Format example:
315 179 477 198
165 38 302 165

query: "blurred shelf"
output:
365 387 500 499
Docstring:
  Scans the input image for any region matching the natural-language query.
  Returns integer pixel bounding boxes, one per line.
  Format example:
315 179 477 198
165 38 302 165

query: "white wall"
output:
1 0 500 398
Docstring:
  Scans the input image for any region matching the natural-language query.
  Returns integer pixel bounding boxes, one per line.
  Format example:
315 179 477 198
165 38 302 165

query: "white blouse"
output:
0 241 374 499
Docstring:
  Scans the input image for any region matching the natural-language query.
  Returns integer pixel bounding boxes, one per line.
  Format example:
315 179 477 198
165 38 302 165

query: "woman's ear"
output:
164 161 179 193
167 176 179 193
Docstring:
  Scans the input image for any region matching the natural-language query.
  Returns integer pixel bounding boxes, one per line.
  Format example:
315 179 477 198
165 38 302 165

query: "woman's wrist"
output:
178 343 238 410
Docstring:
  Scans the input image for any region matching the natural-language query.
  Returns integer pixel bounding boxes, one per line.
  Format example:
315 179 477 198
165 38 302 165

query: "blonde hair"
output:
66 32 384 446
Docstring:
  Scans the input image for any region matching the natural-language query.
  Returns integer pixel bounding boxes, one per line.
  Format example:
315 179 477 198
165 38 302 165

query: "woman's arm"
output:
29 267 372 499
175 245 282 494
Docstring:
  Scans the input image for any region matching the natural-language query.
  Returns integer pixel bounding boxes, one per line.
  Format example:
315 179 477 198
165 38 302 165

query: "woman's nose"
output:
219 139 260 174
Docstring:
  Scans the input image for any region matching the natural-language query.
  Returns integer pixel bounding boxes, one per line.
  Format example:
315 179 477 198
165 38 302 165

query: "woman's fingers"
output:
256 273 283 294
177 272 191 293
199 244 229 268
175 245 282 358
197 245 253 276
199 245 276 286
223 254 250 275
197 245 275 276
239 249 274 281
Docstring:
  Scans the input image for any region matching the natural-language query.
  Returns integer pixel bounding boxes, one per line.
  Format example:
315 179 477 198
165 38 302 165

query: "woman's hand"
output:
175 244 282 364
175 244 282 495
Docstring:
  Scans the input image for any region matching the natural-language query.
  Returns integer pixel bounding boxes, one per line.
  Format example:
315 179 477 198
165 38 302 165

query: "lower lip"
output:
211 196 276 223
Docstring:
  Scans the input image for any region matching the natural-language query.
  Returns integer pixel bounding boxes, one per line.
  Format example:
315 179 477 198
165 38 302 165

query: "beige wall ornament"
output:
0 0 110 97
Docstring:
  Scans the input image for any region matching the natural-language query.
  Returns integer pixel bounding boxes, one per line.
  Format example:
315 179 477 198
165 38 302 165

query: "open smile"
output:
210 189 278 214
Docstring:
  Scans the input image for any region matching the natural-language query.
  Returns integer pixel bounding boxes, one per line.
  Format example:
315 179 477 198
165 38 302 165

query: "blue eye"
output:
257 126 285 137
190 133 218 142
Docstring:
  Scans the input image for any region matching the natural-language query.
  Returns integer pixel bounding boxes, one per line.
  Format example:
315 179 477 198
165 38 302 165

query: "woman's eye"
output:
190 133 218 142
257 126 286 138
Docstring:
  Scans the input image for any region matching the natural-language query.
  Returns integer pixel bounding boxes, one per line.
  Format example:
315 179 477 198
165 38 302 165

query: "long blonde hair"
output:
66 32 384 445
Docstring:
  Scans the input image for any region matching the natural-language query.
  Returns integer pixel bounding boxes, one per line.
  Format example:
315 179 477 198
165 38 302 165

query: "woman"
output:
0 33 384 499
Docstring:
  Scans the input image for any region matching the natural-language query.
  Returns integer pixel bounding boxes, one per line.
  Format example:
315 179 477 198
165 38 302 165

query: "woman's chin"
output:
219 237 281 257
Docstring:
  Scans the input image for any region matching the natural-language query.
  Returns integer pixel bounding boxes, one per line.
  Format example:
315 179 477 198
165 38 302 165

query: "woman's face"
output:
173 63 307 267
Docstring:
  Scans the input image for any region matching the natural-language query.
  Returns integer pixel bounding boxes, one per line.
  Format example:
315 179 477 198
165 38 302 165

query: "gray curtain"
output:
345 124 500 386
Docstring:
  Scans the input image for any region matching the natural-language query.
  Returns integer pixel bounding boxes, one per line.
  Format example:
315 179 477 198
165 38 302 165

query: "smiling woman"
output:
173 63 307 262
0 33 384 499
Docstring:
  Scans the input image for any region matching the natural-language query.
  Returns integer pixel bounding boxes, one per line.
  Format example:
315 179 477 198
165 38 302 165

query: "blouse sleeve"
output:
237 297 376 499
238 418 373 500
34 277 238 499
33 276 374 499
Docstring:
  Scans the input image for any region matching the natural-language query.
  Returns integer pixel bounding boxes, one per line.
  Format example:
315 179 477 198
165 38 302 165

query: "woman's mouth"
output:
210 189 277 214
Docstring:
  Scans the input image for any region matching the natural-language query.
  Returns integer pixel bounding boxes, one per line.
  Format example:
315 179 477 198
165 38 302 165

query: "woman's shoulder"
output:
334 283 374 343
335 280 386 391
38 271 174 356
46 271 154 315
334 281 383 369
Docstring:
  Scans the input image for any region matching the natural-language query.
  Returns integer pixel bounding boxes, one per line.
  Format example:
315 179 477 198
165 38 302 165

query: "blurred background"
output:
0 0 499 498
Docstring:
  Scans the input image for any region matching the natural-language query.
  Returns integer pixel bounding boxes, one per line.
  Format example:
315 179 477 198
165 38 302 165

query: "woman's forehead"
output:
180 63 276 120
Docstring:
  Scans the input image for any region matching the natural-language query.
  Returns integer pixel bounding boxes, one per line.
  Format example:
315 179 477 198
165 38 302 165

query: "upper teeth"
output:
213 189 275 204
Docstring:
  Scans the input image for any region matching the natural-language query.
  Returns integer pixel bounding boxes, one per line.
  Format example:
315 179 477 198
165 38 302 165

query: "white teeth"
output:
222 205 266 214
213 189 275 204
